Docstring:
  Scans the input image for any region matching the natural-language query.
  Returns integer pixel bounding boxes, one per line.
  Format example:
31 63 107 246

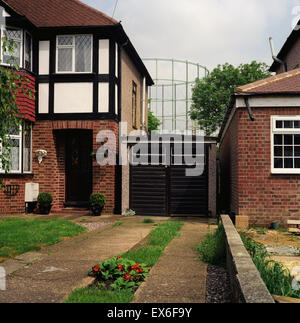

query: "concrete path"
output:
133 219 209 303
0 216 166 303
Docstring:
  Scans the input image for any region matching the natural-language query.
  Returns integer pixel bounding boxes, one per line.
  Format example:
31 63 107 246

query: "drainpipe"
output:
269 37 287 72
244 97 255 122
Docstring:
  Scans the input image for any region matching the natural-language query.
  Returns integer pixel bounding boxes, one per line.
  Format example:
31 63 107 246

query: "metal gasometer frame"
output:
143 58 209 134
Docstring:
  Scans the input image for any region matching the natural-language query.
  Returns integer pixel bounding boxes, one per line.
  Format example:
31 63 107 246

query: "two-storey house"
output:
0 0 153 214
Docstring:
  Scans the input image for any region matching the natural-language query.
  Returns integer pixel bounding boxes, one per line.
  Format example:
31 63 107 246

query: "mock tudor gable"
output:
0 0 153 214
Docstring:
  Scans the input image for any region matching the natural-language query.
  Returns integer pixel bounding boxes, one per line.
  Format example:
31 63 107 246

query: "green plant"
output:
196 223 226 267
143 218 154 224
113 222 123 227
37 192 53 207
240 233 300 299
89 256 148 291
89 193 106 208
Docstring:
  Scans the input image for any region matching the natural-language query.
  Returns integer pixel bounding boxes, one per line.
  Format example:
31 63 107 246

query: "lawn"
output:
66 221 184 303
0 218 86 261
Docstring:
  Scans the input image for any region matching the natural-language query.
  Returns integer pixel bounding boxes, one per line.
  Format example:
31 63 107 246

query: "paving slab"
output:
133 220 209 303
0 216 158 303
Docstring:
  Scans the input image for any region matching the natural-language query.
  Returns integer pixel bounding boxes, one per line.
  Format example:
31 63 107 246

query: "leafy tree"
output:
0 36 33 185
148 110 161 133
190 61 272 136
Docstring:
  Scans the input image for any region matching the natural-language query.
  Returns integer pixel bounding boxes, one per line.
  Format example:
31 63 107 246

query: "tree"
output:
148 110 161 133
190 61 272 136
0 36 33 185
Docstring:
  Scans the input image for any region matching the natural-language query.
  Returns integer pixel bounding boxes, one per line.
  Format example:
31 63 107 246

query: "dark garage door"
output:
130 145 209 216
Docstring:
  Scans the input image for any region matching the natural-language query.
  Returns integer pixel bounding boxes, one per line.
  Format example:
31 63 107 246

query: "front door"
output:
65 131 92 207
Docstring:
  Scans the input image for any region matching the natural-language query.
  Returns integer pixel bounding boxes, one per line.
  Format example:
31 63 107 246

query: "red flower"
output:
117 256 121 259
117 264 124 272
136 276 140 280
123 273 131 281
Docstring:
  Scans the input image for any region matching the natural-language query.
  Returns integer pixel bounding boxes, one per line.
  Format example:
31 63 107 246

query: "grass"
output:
195 223 226 267
113 222 124 227
142 218 155 224
240 232 300 299
0 218 86 260
66 221 184 303
65 286 134 303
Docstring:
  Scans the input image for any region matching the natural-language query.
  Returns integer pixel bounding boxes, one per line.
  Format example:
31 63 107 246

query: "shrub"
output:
89 193 106 208
143 218 154 224
89 256 149 290
37 193 53 206
240 233 300 299
196 223 226 267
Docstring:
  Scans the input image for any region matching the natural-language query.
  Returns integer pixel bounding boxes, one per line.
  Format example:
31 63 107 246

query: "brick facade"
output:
0 119 119 214
220 106 300 226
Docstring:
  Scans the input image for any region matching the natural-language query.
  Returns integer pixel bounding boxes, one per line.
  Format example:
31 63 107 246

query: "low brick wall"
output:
221 214 275 303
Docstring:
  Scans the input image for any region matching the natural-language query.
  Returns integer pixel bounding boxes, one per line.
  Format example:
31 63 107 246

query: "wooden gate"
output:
129 141 209 216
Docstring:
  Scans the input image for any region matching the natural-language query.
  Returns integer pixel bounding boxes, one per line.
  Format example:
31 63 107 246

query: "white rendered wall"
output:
54 83 93 113
38 83 49 114
99 39 109 74
39 41 50 75
98 83 109 113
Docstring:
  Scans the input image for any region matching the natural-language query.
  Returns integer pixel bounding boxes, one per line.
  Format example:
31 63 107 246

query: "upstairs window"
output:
132 82 137 128
24 32 32 71
56 35 92 73
0 27 32 71
2 27 22 66
271 116 300 174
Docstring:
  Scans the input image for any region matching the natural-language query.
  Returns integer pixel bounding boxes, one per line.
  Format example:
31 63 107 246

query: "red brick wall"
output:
220 106 300 226
0 119 119 214
16 71 36 122
219 111 239 215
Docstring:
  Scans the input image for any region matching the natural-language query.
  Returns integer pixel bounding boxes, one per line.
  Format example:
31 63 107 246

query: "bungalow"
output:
0 0 153 214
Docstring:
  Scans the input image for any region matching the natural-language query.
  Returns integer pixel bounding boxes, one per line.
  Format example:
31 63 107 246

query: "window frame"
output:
24 31 33 72
55 34 93 74
271 115 300 174
132 81 137 129
0 124 32 175
0 25 23 68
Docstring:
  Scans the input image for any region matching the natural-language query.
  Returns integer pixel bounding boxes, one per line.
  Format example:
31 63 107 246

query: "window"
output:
56 35 92 73
271 116 300 174
24 32 32 71
0 27 32 71
0 125 32 174
2 27 22 66
132 82 137 128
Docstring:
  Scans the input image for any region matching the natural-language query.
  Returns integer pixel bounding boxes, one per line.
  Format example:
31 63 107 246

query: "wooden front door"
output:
65 131 92 207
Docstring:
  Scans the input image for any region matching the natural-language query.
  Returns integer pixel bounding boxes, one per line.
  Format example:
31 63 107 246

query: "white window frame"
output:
0 125 32 174
23 125 32 174
56 34 93 74
271 115 300 174
0 26 23 68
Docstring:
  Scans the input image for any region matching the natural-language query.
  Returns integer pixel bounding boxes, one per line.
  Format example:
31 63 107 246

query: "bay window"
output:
271 116 300 174
0 26 32 71
0 125 32 174
56 35 92 73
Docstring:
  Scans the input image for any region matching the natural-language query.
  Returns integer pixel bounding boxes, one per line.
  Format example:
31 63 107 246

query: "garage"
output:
129 136 217 217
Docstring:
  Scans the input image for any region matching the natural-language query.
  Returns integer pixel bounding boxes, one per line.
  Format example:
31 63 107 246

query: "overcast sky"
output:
82 0 300 71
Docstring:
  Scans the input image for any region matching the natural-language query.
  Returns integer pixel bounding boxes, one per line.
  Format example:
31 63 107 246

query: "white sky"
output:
82 0 300 71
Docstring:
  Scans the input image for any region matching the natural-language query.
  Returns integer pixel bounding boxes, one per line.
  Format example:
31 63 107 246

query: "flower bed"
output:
89 256 149 291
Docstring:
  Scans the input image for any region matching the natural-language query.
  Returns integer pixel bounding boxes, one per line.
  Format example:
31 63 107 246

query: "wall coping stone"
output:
221 214 275 303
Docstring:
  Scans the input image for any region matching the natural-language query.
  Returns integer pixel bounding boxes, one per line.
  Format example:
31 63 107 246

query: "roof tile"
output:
3 0 118 27
236 68 300 94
